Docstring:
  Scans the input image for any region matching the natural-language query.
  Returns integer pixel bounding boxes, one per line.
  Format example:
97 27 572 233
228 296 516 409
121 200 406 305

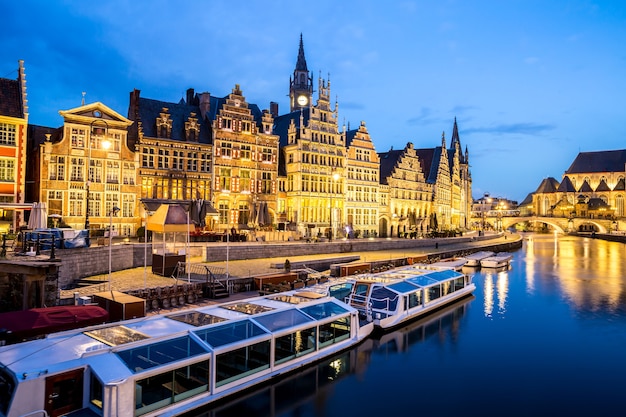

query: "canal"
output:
188 234 626 417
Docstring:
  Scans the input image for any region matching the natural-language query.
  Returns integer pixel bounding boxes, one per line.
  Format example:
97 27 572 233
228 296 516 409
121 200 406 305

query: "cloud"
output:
464 122 556 136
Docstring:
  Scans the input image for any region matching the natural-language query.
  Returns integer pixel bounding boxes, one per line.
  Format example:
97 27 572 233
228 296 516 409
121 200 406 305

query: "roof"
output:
595 179 611 192
0 77 23 118
273 109 309 147
518 193 534 206
535 177 560 193
556 176 576 192
578 180 594 192
378 149 403 185
136 96 212 144
415 148 437 183
566 150 626 174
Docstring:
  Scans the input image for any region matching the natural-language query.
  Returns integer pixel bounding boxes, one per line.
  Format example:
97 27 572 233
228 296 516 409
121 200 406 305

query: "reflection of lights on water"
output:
525 236 535 293
327 358 344 380
483 270 509 317
497 271 508 313
483 274 494 316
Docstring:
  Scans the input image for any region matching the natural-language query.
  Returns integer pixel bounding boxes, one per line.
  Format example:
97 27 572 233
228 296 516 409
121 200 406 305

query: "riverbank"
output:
60 231 522 301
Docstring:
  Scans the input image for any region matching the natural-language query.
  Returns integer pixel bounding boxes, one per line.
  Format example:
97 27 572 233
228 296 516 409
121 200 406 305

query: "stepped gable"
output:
566 149 626 173
578 180 593 193
535 177 560 193
587 197 611 210
595 178 611 192
556 176 576 192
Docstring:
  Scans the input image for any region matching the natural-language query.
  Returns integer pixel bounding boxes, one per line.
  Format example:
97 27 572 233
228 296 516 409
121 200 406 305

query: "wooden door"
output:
44 368 84 417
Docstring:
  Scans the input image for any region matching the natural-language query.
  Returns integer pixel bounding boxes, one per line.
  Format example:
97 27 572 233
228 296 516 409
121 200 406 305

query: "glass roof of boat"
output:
167 311 228 327
84 325 150 346
194 319 268 348
116 335 207 373
300 301 349 320
267 293 322 304
220 302 275 315
387 281 421 294
406 269 462 287
253 309 314 332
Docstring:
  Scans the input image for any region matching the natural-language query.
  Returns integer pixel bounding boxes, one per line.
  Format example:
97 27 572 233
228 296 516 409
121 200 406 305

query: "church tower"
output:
289 34 313 111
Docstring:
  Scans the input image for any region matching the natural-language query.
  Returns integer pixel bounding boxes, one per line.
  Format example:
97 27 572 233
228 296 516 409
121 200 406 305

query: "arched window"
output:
616 195 624 217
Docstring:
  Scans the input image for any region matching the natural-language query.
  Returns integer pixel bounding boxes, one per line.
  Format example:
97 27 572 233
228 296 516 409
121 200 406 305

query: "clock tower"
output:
290 34 313 112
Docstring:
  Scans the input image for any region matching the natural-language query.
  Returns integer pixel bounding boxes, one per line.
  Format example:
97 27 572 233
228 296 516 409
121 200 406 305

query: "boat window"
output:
370 287 399 311
116 336 206 373
275 327 317 364
300 302 349 320
426 284 442 303
319 317 351 348
0 368 15 415
408 290 422 309
329 282 353 302
442 281 452 296
194 319 267 348
354 283 369 296
90 373 103 409
167 311 227 326
85 325 150 346
135 360 209 415
216 341 270 387
453 277 465 291
407 275 438 287
220 302 274 315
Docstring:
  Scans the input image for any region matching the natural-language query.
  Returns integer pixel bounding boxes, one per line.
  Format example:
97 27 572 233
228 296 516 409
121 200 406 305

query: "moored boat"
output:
0 290 372 417
462 250 495 267
419 257 468 271
480 252 513 268
322 265 475 331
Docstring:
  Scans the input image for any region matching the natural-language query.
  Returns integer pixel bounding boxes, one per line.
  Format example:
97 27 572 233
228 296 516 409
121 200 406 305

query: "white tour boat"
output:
462 251 495 267
480 252 513 268
322 265 475 331
0 290 373 417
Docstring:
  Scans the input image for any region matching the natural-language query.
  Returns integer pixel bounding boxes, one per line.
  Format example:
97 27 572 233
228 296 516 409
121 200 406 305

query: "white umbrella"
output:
27 202 48 230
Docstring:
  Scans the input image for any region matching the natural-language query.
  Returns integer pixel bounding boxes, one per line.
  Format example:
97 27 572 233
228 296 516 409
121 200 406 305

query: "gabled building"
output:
29 102 139 235
379 143 432 237
531 150 626 219
210 85 279 232
0 60 29 233
128 88 215 227
345 121 380 237
274 39 346 239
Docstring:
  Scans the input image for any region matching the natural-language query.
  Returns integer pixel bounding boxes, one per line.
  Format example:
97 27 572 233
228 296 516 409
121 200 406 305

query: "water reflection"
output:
482 266 510 318
184 296 473 417
524 234 626 313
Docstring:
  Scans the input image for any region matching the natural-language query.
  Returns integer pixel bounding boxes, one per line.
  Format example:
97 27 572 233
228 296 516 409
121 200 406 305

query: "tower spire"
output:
295 33 308 72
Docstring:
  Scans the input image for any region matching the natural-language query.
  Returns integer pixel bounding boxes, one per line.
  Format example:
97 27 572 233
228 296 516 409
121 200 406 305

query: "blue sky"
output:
3 0 626 203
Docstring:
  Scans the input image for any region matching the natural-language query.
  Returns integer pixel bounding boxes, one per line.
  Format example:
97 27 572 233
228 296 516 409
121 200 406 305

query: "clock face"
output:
297 95 308 106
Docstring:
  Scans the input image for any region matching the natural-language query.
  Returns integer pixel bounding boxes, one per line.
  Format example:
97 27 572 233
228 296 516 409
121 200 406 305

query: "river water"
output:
189 234 626 417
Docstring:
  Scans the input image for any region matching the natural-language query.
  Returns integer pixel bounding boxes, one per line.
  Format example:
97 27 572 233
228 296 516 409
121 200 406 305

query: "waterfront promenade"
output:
60 231 521 304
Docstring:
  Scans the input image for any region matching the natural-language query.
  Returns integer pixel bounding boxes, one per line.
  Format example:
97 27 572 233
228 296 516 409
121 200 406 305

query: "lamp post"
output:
481 192 490 234
329 170 340 241
108 206 120 291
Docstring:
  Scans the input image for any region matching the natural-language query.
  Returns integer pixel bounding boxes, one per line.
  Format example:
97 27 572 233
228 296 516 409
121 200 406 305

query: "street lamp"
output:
329 170 340 241
481 192 491 234
85 119 110 234
108 205 120 291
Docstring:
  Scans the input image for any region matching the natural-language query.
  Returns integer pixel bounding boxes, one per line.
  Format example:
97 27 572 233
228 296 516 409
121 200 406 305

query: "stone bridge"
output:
482 216 622 234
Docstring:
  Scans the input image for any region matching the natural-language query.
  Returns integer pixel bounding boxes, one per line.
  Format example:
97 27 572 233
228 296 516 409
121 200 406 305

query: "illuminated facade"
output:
0 60 28 233
30 102 140 235
275 60 347 238
531 150 626 219
128 88 214 227
211 85 279 231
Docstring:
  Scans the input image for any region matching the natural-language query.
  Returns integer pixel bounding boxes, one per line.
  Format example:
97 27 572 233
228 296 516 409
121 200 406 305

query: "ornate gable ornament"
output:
156 107 172 139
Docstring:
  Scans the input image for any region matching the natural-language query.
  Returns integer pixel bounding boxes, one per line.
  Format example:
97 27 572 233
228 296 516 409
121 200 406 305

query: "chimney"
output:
199 92 211 120
270 101 278 117
186 88 195 105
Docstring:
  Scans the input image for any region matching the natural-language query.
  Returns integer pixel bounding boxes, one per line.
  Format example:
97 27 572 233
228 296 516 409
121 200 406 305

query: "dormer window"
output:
156 108 172 139
185 112 200 141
